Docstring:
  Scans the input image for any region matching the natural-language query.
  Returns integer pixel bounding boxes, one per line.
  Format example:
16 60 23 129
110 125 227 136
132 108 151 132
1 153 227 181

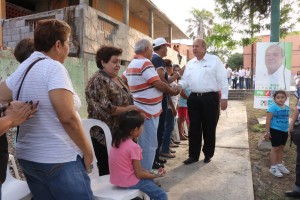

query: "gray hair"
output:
134 39 151 54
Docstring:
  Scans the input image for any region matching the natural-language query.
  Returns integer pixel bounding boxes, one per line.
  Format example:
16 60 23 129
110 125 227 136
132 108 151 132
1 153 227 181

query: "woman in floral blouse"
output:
85 46 137 176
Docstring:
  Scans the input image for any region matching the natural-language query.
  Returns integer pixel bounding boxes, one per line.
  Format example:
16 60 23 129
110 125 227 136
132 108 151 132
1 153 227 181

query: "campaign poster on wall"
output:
254 42 292 109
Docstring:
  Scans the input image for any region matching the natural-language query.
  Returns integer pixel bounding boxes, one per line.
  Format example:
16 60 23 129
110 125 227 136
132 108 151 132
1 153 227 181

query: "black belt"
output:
191 92 218 97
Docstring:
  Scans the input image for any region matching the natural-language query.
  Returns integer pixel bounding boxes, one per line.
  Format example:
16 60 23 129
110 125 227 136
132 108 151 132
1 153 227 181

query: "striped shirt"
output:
6 51 82 163
123 55 162 118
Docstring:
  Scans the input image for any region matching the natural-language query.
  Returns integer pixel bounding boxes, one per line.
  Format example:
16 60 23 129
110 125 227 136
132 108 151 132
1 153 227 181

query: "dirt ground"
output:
245 94 297 200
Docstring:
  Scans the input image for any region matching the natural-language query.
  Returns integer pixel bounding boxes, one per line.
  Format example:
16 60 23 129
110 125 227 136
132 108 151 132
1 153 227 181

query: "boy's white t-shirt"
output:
6 51 82 163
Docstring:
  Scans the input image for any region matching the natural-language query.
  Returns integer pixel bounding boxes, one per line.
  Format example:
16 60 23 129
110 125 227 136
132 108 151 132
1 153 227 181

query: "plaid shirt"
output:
85 70 133 146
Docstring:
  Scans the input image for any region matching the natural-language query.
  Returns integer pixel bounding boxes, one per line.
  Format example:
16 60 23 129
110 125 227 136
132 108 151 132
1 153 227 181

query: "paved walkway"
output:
158 100 254 200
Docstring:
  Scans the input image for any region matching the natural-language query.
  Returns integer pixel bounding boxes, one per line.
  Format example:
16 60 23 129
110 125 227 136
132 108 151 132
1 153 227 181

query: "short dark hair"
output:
273 90 287 98
14 38 34 63
95 46 123 69
153 45 164 52
34 19 71 52
164 59 172 67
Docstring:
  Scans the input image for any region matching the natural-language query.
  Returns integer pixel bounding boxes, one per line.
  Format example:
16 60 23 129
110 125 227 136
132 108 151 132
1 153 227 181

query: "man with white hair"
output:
122 38 179 171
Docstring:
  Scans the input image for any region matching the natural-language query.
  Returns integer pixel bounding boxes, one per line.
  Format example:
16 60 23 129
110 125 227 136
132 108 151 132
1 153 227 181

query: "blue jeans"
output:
245 78 251 89
138 117 159 171
18 155 93 200
161 108 175 153
128 179 168 200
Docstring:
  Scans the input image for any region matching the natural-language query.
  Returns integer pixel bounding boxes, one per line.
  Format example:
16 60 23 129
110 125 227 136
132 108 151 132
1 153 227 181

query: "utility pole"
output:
250 1 254 89
270 0 280 42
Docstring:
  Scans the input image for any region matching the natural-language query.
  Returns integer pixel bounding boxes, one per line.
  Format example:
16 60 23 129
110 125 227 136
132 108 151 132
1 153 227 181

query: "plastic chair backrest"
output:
81 119 112 179
3 155 32 200
81 119 150 200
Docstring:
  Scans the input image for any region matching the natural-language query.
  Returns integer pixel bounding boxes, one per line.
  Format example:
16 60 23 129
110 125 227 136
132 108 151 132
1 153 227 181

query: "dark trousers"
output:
154 94 168 162
245 78 251 89
187 92 220 160
0 134 8 184
232 79 237 89
239 77 244 89
296 145 300 187
91 137 109 176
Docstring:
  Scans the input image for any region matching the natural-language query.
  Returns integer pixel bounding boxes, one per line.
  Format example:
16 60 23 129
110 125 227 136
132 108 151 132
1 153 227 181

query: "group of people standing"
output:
226 65 252 90
0 18 229 200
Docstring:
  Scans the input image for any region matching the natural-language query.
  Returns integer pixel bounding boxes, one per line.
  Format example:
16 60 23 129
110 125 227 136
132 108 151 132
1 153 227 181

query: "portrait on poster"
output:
254 42 292 109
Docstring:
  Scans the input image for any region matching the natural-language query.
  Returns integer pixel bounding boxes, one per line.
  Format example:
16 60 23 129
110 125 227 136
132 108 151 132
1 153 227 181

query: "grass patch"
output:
251 124 265 132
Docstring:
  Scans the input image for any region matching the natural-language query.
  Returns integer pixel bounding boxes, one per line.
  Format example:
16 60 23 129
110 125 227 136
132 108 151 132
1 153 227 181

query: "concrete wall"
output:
92 0 149 36
0 4 186 116
2 5 184 63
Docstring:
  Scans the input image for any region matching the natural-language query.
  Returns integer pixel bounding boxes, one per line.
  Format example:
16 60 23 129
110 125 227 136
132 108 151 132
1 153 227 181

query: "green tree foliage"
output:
206 23 237 61
215 0 300 46
185 8 214 40
227 53 243 70
185 8 238 60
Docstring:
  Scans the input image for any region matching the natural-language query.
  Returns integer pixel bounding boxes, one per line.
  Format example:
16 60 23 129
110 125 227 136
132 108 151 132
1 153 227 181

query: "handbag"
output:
15 57 45 141
290 121 300 146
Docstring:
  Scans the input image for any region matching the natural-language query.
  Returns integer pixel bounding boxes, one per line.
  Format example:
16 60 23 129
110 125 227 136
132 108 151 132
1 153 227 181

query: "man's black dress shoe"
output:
157 158 167 164
204 157 211 163
285 191 300 198
152 162 164 169
183 157 198 165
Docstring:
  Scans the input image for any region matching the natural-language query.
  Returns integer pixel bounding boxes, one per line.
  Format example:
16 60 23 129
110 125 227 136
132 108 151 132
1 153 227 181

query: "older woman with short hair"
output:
0 19 93 199
85 46 137 176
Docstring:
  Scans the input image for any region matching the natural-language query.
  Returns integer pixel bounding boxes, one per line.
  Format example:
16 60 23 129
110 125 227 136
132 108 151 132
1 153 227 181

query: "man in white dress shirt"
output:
238 66 245 89
178 38 228 165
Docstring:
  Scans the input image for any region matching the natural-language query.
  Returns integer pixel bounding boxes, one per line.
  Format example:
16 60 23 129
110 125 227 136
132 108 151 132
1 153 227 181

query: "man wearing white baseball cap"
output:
153 38 170 48
152 37 181 169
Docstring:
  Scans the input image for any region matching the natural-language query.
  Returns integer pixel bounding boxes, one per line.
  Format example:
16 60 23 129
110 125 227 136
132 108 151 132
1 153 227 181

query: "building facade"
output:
0 0 188 116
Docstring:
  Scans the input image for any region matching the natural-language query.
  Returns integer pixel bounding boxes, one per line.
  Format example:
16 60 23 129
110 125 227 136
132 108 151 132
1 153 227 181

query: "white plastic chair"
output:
2 155 32 200
81 119 150 200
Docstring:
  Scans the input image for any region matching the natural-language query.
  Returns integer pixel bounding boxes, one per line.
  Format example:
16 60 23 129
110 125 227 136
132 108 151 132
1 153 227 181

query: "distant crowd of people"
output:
225 64 252 90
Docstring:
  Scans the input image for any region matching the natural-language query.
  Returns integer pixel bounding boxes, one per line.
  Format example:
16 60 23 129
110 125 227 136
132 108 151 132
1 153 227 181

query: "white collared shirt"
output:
245 69 251 78
178 53 228 99
226 67 232 78
238 69 246 77
256 65 291 90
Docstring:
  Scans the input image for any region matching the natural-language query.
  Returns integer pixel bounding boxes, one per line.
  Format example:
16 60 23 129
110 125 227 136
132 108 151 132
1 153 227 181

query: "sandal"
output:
180 136 188 140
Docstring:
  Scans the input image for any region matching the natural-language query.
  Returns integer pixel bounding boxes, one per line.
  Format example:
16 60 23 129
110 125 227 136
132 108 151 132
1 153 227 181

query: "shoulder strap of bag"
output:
16 58 45 100
15 57 45 142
